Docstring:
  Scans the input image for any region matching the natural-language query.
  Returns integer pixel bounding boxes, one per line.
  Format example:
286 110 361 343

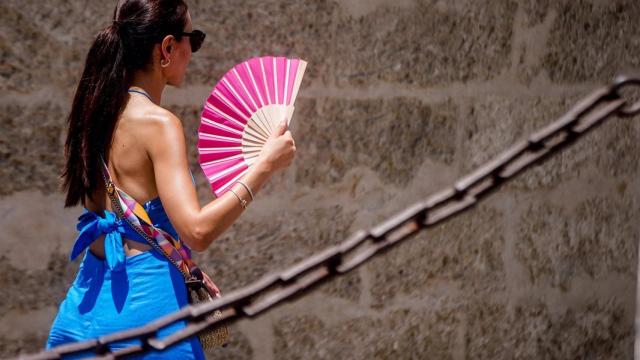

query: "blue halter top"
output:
69 171 195 272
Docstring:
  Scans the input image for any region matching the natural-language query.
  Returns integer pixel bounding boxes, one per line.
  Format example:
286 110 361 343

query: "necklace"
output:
127 88 153 102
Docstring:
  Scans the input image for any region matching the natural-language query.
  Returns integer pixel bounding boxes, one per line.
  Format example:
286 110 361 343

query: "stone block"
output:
520 0 551 27
332 0 517 87
0 306 56 357
460 94 640 191
366 204 505 306
293 97 458 188
0 332 46 358
543 0 640 83
515 196 638 289
184 0 339 86
0 192 79 272
0 252 77 314
273 306 461 359
314 269 362 303
508 113 640 191
1 1 112 92
0 103 65 196
464 299 632 359
186 0 517 88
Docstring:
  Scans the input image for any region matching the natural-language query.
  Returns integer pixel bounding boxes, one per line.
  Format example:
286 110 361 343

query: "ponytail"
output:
61 23 128 207
60 0 189 208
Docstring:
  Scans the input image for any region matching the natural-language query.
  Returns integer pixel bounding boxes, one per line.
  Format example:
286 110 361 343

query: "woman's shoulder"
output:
124 103 188 168
125 104 185 142
126 102 182 127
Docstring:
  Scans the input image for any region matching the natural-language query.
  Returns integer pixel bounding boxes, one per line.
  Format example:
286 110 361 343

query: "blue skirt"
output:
45 248 205 359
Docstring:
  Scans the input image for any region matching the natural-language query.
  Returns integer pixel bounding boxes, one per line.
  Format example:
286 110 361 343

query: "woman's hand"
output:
202 271 221 298
257 118 296 173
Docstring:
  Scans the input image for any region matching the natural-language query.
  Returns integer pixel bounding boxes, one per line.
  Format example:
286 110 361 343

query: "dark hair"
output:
61 0 189 208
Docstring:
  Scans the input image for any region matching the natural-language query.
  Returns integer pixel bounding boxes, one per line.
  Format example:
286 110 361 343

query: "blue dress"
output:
45 174 206 359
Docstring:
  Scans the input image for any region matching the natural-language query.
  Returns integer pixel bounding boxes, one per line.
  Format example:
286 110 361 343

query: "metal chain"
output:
19 76 640 360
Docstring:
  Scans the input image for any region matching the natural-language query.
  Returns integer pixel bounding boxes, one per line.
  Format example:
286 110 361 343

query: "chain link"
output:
19 76 640 360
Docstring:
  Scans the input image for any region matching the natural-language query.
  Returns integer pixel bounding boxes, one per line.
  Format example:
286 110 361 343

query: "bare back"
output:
84 94 172 259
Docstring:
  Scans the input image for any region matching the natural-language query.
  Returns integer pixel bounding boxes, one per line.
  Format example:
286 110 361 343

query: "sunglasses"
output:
178 29 206 53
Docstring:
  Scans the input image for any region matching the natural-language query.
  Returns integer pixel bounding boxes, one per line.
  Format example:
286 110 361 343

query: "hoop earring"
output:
160 58 171 68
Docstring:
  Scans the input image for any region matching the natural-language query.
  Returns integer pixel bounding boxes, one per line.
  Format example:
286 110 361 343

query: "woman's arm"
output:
145 110 293 251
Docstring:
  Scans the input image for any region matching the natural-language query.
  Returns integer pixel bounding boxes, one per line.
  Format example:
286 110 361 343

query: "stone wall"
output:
1 0 639 358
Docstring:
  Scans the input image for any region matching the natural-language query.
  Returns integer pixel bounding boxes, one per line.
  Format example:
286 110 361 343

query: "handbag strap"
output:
99 154 201 282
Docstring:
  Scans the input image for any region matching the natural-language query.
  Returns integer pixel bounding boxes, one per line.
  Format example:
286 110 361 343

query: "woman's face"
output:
161 10 193 87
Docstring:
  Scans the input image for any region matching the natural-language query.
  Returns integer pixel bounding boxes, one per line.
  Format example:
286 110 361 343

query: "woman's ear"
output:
160 35 175 61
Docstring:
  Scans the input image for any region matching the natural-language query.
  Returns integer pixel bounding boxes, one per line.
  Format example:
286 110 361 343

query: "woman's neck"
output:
130 69 166 105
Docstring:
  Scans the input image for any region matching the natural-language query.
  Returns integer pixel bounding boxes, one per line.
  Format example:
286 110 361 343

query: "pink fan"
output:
197 56 308 197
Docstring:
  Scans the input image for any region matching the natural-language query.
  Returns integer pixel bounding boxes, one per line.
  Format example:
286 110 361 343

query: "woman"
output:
45 0 295 358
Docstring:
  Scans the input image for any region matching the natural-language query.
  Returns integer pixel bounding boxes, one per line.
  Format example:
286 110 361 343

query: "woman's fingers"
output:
206 280 220 297
202 272 221 296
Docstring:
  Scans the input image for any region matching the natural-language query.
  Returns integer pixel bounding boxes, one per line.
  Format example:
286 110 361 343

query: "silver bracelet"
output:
236 180 254 201
228 188 247 209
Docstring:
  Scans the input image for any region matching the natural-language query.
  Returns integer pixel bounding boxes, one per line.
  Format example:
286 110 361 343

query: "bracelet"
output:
236 180 254 201
228 188 247 209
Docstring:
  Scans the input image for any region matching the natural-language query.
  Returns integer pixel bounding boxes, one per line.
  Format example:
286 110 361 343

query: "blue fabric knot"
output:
96 215 120 234
70 209 138 272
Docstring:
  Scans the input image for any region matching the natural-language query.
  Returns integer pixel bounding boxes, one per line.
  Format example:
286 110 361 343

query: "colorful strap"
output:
99 155 201 278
